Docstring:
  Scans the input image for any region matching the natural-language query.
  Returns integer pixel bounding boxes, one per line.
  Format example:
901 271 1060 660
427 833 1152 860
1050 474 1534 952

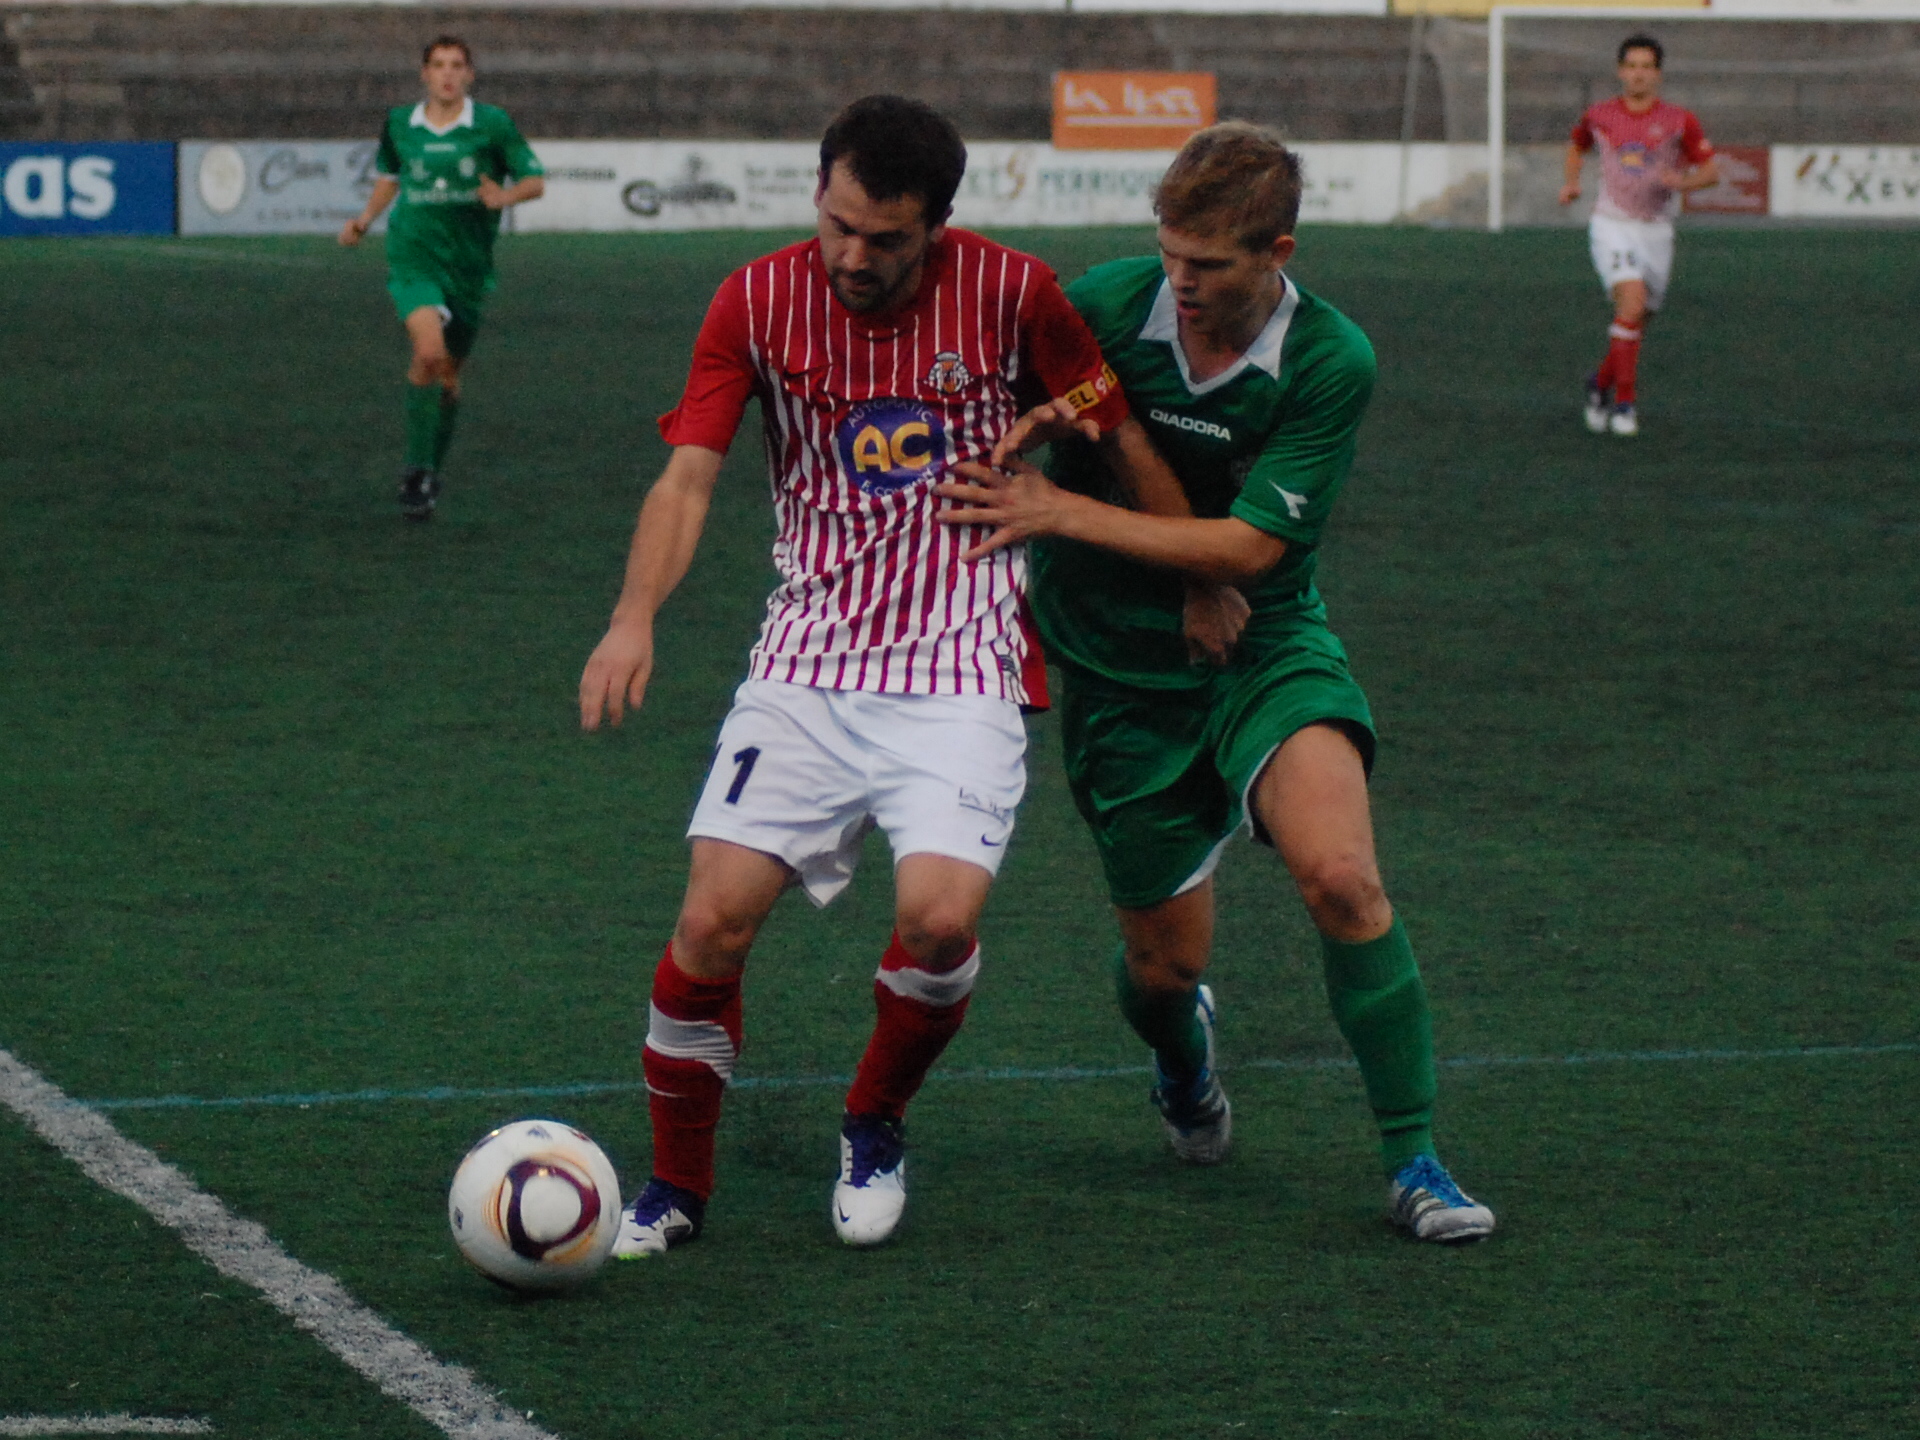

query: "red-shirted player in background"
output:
579 95 1184 1257
1560 34 1718 437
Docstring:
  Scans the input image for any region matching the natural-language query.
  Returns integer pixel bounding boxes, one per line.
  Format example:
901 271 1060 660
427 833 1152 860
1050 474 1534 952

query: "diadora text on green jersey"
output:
1031 254 1377 690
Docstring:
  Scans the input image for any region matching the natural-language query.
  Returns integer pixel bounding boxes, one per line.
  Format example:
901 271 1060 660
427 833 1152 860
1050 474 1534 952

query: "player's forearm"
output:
502 176 545 206
1563 144 1587 189
609 447 724 627
1098 418 1193 519
1680 158 1720 192
355 177 398 229
1048 491 1283 585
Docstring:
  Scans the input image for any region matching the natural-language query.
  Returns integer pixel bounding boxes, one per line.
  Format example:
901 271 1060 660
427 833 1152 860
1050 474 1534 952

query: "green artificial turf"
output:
1 226 1914 1439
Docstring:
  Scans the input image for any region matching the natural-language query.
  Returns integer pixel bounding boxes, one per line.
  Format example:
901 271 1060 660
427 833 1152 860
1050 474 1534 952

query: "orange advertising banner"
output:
1052 72 1217 152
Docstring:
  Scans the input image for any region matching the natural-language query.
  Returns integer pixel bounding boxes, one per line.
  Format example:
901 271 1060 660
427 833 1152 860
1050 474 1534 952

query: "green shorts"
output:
386 273 483 359
1056 617 1375 910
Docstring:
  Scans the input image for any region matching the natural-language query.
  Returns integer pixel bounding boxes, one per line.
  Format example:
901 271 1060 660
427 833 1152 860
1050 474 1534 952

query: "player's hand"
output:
934 458 1072 561
988 397 1100 468
1183 581 1250 667
477 176 509 210
1557 181 1581 206
338 217 368 246
579 618 655 731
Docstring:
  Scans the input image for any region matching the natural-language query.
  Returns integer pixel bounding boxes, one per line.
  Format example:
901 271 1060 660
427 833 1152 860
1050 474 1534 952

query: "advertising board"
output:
1051 73 1216 151
1685 144 1769 214
520 140 1468 233
179 141 388 236
1771 146 1920 218
0 143 174 238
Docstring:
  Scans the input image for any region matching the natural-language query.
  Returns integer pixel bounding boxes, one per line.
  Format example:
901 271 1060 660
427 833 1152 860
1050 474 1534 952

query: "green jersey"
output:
1030 255 1376 691
374 99 543 297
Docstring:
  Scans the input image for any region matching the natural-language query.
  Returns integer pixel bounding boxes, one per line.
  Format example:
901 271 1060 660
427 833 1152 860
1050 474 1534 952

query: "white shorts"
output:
686 680 1027 907
1589 215 1675 312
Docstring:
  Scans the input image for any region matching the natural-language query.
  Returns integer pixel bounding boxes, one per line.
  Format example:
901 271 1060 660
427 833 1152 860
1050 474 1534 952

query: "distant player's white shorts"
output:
686 679 1027 907
1589 215 1675 311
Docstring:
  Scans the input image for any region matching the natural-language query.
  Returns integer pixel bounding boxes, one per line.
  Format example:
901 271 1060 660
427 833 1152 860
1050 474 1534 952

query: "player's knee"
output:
1127 943 1206 993
894 909 977 971
1294 855 1387 937
671 900 758 972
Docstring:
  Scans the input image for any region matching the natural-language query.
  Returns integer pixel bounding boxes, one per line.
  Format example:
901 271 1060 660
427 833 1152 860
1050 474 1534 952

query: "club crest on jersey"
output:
924 351 974 396
837 398 946 495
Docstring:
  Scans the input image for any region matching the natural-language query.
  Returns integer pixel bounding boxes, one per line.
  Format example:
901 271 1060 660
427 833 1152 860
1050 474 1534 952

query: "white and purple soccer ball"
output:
447 1119 621 1291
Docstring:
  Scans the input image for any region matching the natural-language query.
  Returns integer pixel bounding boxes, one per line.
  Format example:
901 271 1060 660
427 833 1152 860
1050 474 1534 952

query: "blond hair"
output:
1153 122 1302 250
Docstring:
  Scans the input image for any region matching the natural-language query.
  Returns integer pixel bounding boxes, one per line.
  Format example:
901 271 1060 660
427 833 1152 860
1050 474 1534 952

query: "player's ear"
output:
814 167 829 207
926 205 951 245
1270 233 1297 271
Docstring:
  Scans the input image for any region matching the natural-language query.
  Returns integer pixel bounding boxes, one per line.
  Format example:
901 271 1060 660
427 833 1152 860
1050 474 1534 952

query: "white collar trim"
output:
1140 274 1299 397
410 98 474 135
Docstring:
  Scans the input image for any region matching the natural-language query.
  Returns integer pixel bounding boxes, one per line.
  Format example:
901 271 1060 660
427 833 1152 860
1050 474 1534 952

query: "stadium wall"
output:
6 4 1919 148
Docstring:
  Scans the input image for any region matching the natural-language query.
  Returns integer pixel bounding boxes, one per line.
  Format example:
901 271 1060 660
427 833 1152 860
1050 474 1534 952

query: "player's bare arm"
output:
937 457 1285 586
339 176 398 245
1559 142 1587 206
579 444 726 730
1656 154 1720 192
478 174 546 210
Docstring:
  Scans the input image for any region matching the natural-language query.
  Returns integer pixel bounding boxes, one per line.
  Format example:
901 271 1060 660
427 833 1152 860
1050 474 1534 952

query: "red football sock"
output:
642 944 742 1200
844 932 980 1121
1599 321 1642 403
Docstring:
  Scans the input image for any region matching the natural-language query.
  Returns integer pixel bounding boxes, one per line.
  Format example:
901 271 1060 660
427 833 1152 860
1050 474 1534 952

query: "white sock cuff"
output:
644 1003 738 1081
875 944 980 1008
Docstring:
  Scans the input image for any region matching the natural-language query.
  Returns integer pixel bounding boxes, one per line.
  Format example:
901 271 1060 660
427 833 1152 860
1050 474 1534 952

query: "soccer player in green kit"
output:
937 123 1494 1241
338 37 545 520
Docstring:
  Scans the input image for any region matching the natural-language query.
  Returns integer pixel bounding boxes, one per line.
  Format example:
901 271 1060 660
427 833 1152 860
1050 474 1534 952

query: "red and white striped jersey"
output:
659 228 1128 704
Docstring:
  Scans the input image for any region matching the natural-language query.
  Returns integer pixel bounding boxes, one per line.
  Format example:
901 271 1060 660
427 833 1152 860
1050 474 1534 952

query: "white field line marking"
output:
0 1048 559 1440
0 1419 213 1436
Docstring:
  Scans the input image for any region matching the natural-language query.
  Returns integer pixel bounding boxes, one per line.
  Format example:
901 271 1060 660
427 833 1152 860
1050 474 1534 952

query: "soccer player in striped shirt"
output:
579 95 1167 1255
1559 34 1718 437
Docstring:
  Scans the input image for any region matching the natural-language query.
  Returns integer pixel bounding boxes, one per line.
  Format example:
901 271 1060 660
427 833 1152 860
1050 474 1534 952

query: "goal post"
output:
1485 2 1920 230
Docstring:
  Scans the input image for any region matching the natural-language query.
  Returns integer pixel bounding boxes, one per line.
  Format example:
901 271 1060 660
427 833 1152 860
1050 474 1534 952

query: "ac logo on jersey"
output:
924 351 974 395
837 398 946 495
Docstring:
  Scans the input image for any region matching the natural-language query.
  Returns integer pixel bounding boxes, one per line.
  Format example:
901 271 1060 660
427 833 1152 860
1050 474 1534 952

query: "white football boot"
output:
1608 403 1639 436
1150 984 1232 1165
611 1177 705 1258
832 1113 907 1247
1388 1155 1496 1243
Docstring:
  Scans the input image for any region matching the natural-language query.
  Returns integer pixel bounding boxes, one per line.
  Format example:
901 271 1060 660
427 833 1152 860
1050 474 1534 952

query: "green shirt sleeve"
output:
490 110 544 180
374 112 400 178
1229 323 1376 546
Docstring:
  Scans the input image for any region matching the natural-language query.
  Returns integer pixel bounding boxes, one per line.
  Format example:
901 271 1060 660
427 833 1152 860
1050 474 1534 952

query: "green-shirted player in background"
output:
339 36 545 521
937 123 1494 1242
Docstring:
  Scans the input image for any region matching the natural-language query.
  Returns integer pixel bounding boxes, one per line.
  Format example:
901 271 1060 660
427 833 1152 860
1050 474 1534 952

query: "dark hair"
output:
819 95 967 225
422 35 473 67
1154 121 1303 250
1618 34 1663 67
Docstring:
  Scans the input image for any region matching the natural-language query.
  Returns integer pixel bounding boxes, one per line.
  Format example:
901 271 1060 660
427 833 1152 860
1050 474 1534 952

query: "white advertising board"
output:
179 140 388 235
1770 146 1920 218
519 140 1468 233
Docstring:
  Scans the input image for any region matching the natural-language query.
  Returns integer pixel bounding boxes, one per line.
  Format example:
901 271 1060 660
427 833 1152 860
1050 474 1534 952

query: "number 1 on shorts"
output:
725 746 761 805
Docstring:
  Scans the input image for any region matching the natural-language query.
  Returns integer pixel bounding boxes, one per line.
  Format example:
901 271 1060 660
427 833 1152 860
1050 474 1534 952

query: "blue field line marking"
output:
78 1040 1920 1113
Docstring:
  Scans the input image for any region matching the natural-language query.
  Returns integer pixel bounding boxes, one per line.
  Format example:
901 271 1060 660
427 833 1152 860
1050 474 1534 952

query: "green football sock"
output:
1320 918 1437 1175
404 382 441 470
432 392 461 471
1113 945 1209 1084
